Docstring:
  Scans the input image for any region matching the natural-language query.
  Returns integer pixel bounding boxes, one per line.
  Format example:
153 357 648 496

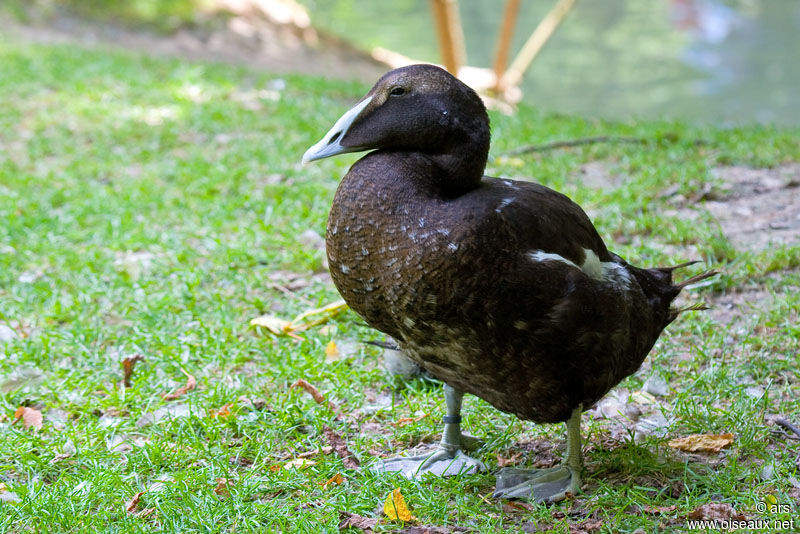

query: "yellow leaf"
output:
667 432 734 453
383 488 416 522
322 472 344 489
249 315 292 335
250 300 348 337
283 458 317 470
325 340 340 362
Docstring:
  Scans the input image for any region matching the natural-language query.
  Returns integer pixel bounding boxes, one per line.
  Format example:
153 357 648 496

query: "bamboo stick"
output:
492 0 521 90
498 0 577 91
429 0 466 75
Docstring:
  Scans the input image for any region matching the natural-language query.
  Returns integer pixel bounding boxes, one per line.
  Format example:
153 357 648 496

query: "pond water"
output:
305 0 799 125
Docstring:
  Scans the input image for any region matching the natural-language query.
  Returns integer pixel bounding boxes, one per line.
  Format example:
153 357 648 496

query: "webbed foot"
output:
493 405 584 503
374 384 486 478
376 445 486 477
493 465 580 502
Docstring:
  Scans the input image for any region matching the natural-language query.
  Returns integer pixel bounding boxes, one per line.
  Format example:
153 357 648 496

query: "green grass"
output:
0 40 798 533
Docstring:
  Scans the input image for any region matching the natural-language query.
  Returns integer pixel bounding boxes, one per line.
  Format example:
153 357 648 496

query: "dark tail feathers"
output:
663 262 719 322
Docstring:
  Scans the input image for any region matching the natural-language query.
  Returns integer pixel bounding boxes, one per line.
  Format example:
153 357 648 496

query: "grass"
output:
0 38 798 533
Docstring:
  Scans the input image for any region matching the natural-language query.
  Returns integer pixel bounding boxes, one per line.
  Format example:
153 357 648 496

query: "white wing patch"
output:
527 250 580 270
527 248 632 288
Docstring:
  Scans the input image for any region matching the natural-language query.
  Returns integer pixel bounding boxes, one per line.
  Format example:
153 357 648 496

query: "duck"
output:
302 64 716 503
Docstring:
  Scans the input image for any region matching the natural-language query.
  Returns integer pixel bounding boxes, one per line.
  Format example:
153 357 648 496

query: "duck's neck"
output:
418 123 490 197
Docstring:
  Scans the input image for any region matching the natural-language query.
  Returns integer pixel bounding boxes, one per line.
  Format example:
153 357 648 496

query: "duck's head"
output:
303 64 490 188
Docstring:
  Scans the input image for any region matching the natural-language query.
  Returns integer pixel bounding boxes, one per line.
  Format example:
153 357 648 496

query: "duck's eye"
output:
389 87 406 96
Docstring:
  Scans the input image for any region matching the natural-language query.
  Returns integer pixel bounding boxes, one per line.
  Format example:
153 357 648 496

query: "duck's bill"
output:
302 96 373 164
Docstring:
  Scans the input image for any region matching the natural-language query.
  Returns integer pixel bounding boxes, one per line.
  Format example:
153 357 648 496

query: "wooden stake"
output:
498 0 577 92
430 0 466 75
492 0 521 90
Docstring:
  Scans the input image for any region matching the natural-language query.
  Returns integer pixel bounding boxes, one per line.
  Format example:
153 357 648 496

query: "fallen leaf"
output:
497 452 523 468
686 502 746 521
209 404 233 418
13 406 43 430
668 432 734 453
291 379 337 412
395 414 427 427
502 501 535 513
642 504 677 515
249 314 292 335
250 299 347 338
338 511 380 531
125 491 144 513
283 458 316 470
50 453 73 464
213 477 232 497
397 526 471 534
0 483 21 503
121 354 144 387
323 425 360 469
570 518 604 533
138 507 156 519
325 340 341 362
322 472 344 489
136 403 202 427
383 488 416 522
162 368 196 400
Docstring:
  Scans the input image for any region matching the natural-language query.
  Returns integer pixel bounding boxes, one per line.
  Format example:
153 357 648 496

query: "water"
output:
306 0 800 125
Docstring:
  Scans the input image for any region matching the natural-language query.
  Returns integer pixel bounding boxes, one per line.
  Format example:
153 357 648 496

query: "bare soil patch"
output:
3 9 385 82
703 164 800 252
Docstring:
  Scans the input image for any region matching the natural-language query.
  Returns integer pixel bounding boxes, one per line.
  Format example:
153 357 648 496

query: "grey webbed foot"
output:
377 446 486 477
374 384 486 478
493 405 584 503
493 465 580 502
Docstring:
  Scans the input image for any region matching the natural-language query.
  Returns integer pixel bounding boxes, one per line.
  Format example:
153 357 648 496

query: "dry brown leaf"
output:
642 504 677 515
397 527 470 534
497 452 523 468
395 414 427 427
686 502 746 521
13 406 43 430
322 425 360 469
125 491 144 513
501 500 535 513
290 379 337 412
569 518 604 534
338 511 380 531
213 477 232 497
121 354 144 388
383 488 416 522
322 472 344 489
209 404 233 418
667 432 734 453
162 368 196 400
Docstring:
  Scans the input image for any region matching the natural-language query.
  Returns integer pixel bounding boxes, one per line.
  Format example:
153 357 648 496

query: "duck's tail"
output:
657 261 719 323
625 258 718 328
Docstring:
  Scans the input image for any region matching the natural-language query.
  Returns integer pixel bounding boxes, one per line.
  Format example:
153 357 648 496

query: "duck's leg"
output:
375 384 486 477
493 405 583 503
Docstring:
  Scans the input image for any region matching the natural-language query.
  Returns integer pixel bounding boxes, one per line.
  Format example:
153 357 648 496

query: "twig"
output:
502 136 648 156
776 418 800 440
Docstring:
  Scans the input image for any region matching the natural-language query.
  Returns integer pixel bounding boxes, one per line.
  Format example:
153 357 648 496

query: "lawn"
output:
0 39 798 533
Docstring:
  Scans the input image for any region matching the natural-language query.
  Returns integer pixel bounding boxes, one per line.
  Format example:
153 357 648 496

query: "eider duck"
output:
303 64 716 502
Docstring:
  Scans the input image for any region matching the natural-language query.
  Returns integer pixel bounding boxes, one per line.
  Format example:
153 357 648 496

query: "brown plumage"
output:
303 64 716 500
